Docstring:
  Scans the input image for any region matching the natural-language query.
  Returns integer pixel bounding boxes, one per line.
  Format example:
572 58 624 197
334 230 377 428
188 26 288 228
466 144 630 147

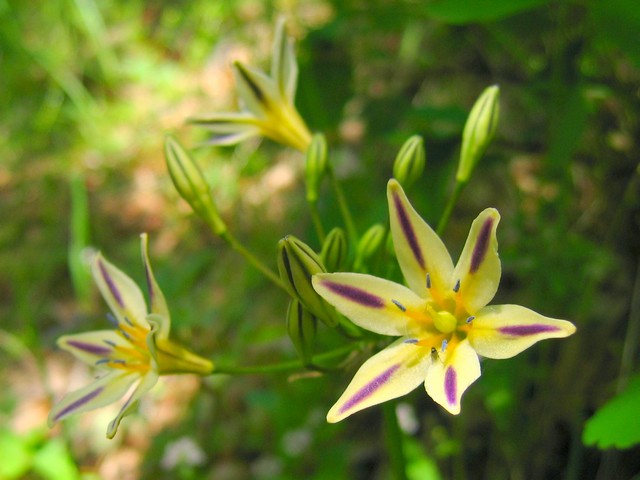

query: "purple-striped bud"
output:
286 299 317 365
320 227 348 272
393 135 425 187
305 133 328 204
354 224 386 271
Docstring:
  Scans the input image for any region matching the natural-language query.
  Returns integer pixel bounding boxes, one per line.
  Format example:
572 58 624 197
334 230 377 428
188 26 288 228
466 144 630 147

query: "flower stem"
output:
309 201 326 243
212 342 365 375
437 181 466 236
382 402 408 480
327 167 358 245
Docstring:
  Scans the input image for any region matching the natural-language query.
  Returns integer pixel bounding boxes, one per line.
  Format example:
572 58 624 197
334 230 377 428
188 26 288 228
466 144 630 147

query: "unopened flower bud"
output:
164 135 227 235
277 235 338 327
286 299 317 365
393 135 425 187
354 224 386 270
305 133 328 203
320 227 348 271
456 85 500 183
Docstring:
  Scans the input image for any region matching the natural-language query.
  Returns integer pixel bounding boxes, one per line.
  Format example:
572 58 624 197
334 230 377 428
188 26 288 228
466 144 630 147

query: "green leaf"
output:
583 376 640 449
0 429 32 479
32 438 81 480
421 0 550 24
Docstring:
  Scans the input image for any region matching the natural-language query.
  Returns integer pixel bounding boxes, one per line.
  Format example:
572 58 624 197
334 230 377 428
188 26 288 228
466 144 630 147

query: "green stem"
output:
219 231 286 291
383 402 408 480
327 167 358 245
213 342 365 375
309 201 326 243
437 181 466 235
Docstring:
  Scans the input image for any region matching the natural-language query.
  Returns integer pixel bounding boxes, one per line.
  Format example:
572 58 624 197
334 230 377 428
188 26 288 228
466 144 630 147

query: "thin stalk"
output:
309 201 326 243
327 167 358 245
617 256 640 393
437 181 466 235
213 342 365 375
383 402 408 480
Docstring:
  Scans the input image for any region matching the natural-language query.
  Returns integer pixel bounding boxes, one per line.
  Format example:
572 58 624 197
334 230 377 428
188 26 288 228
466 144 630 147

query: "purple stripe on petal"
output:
53 386 104 421
98 259 124 308
66 340 112 356
322 281 385 308
499 324 561 336
470 217 494 273
339 364 401 414
393 192 425 269
444 367 457 406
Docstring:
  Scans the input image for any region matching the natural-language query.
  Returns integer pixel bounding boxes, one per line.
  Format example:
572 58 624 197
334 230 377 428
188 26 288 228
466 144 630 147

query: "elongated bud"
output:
320 227 348 271
305 133 328 203
456 85 500 183
164 135 227 235
286 299 317 365
354 224 386 270
393 135 425 187
277 235 338 327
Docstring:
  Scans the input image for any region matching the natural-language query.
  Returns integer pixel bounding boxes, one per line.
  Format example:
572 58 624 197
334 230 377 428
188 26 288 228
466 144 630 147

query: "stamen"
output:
453 280 460 293
124 316 134 327
466 316 475 324
404 338 418 344
106 313 119 326
426 273 431 289
104 340 117 347
392 300 407 312
95 359 110 365
441 339 448 353
430 347 439 362
112 359 126 365
119 329 132 340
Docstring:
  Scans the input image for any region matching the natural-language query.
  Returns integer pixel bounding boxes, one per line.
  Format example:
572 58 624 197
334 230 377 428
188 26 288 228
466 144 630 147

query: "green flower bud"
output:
286 299 317 365
164 135 227 235
305 133 328 203
277 235 338 327
320 227 348 271
393 135 425 187
354 224 386 270
456 85 500 184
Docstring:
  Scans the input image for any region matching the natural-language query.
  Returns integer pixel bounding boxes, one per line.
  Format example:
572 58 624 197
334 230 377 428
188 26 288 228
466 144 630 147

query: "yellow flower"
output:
48 234 213 438
190 18 312 152
313 179 576 422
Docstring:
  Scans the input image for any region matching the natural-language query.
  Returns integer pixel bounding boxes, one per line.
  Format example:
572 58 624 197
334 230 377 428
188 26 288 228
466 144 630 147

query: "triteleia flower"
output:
313 179 576 422
48 234 213 438
189 18 312 152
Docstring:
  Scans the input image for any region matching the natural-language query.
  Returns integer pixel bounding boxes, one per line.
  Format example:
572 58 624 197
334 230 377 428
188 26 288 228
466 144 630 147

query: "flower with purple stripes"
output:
313 179 576 422
48 234 213 439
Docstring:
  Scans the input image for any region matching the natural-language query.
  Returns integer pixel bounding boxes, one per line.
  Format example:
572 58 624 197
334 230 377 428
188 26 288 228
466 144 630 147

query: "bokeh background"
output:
1 0 639 479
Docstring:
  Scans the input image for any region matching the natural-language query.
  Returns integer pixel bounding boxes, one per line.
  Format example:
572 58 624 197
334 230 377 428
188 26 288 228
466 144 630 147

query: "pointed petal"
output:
140 234 170 339
468 304 577 359
106 370 159 439
270 17 298 101
387 179 453 297
327 338 431 422
425 338 480 414
188 112 261 130
48 371 138 426
202 128 261 146
452 208 501 313
233 62 279 117
92 253 148 329
313 273 425 336
58 331 127 366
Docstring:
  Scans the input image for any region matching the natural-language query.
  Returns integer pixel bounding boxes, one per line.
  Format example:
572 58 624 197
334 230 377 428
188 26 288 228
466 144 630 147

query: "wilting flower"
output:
190 18 312 152
48 234 213 438
313 179 576 422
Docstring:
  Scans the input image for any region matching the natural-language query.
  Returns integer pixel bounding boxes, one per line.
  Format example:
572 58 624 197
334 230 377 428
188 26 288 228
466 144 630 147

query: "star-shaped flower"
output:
190 18 312 151
313 179 576 422
48 234 213 438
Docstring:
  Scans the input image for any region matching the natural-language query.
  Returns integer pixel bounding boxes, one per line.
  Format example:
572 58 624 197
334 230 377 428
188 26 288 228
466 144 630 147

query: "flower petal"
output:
106 370 159 439
92 252 148 329
452 208 501 313
468 304 577 359
140 234 170 339
425 338 480 415
387 179 454 298
233 62 279 117
327 338 431 422
58 331 127 366
270 17 298 101
48 370 138 426
313 272 425 336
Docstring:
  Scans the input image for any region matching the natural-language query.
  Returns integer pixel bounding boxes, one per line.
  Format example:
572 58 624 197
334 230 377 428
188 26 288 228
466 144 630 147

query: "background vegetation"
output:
1 0 639 478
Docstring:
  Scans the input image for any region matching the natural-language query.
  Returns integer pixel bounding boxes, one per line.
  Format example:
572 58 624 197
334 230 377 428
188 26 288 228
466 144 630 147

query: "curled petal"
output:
140 234 170 339
271 17 298 101
313 273 425 337
425 338 480 415
469 304 577 359
327 339 431 422
58 331 128 366
452 208 501 313
92 253 148 329
48 371 138 426
107 370 159 439
387 179 453 298
233 62 279 117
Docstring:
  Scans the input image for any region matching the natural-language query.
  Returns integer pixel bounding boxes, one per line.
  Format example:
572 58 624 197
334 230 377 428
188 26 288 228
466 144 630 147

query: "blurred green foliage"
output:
1 0 639 479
